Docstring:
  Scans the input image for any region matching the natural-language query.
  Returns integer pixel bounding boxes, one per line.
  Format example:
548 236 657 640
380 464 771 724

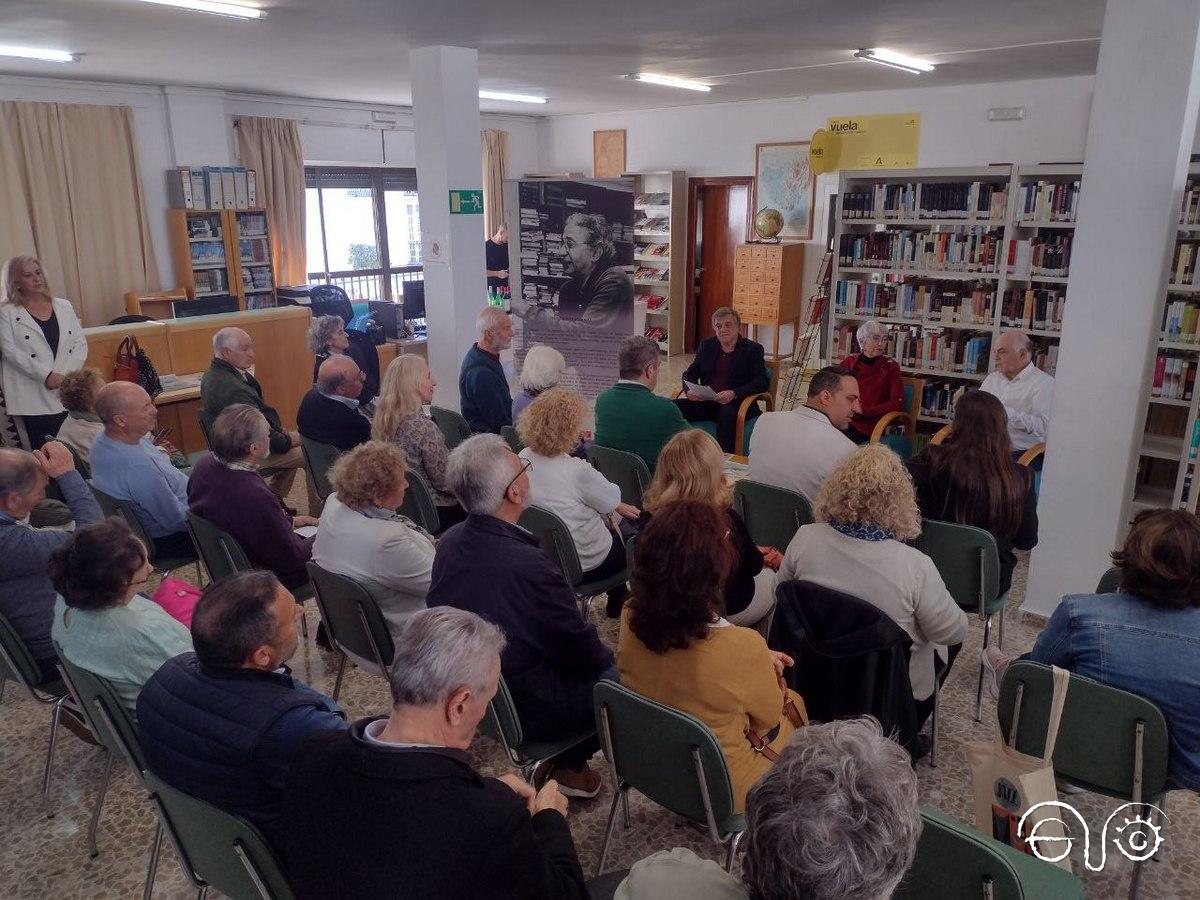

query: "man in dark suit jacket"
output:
296 356 372 452
280 607 588 900
675 306 769 453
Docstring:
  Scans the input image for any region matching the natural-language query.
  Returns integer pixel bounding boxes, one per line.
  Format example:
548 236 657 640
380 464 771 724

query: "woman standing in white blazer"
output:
0 256 88 448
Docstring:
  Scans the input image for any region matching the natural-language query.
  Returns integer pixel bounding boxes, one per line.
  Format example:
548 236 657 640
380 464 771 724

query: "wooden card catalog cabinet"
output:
732 243 804 325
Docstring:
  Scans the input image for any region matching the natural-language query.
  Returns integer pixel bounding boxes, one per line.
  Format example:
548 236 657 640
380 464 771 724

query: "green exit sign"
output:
449 189 484 214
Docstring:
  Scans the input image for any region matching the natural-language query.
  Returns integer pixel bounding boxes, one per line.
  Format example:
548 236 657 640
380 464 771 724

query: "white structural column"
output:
411 46 486 410
1024 0 1200 617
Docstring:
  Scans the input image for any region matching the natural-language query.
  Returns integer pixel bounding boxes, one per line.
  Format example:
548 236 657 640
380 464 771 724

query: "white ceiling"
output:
2 0 1105 115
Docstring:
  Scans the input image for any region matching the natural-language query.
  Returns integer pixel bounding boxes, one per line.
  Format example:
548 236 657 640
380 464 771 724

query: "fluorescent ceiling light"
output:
854 48 935 74
479 90 548 105
134 0 265 19
0 44 77 63
626 72 711 93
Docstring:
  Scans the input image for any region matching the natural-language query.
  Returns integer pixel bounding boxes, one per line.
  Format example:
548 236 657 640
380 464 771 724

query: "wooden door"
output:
687 177 752 351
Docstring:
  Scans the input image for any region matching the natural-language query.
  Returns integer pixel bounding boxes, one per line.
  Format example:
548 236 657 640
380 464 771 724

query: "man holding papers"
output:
675 307 770 453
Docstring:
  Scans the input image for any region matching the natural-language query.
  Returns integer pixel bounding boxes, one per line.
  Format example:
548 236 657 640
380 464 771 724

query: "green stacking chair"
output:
144 770 296 900
731 479 814 550
518 504 628 615
869 375 923 460
398 469 441 534
1096 566 1122 593
92 486 199 576
913 518 1004 722
677 365 774 456
430 405 472 449
305 561 395 700
300 437 341 501
593 680 744 876
500 424 525 453
997 661 1170 900
894 806 1084 899
586 444 651 507
480 674 596 783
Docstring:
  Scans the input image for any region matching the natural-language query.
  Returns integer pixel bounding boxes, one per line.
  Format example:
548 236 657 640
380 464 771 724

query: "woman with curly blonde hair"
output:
642 429 781 629
518 387 639 616
779 443 967 726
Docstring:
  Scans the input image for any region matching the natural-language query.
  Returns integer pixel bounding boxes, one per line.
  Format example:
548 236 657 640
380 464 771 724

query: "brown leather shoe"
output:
548 762 601 799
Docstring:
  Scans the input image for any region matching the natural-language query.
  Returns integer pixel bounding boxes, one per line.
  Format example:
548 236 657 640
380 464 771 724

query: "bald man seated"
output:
978 329 1055 455
201 326 304 500
296 356 373 453
90 381 194 559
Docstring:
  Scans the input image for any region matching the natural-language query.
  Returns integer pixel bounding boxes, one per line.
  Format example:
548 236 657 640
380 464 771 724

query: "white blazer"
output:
0 298 88 416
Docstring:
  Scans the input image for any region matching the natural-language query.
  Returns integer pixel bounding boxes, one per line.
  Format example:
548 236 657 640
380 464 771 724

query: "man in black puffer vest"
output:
137 570 346 854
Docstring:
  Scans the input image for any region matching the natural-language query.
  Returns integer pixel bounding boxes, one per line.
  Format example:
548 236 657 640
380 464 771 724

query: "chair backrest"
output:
305 562 394 671
479 675 526 763
593 680 739 834
901 376 923 422
998 660 1170 801
1096 566 1122 593
912 518 1001 616
143 770 296 900
65 443 91 480
197 409 216 449
0 607 47 693
517 504 584 585
90 485 154 551
587 444 651 507
928 424 953 446
429 405 472 450
398 469 441 534
53 644 146 772
731 479 814 550
186 511 252 583
300 437 341 501
500 425 525 454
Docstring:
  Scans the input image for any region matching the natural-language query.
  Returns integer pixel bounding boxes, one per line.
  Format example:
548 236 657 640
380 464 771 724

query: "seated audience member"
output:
187 404 317 591
512 344 568 423
90 382 193 559
979 329 1054 455
594 335 688 471
779 444 967 728
373 353 467 530
518 388 639 618
312 441 436 660
839 319 905 444
137 571 347 850
618 500 806 811
428 434 614 797
641 429 780 628
0 442 101 682
307 313 377 406
984 509 1200 792
281 607 588 899
460 306 514 434
54 367 105 465
296 356 372 452
748 365 860 501
201 326 303 498
907 390 1037 595
615 718 921 900
675 307 769 454
50 518 192 714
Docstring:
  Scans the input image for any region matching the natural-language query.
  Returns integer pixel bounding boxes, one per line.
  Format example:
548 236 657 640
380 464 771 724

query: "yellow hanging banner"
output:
823 113 921 169
808 128 837 175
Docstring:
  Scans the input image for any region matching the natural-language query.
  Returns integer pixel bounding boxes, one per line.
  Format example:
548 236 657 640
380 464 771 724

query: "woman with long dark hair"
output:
906 390 1038 594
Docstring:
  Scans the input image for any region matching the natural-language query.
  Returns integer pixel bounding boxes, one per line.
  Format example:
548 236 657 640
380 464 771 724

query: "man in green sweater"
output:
594 335 688 471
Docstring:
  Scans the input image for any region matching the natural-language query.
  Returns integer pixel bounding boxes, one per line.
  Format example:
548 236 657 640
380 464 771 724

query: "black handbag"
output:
113 334 163 398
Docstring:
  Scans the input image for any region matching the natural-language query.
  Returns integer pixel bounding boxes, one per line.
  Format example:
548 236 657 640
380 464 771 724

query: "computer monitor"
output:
402 280 426 322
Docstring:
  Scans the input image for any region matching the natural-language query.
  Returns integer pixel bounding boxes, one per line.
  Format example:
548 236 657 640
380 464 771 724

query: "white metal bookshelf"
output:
626 170 686 355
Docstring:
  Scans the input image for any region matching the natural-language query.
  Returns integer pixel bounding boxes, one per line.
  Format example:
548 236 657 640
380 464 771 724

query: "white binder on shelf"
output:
204 167 224 211
234 167 250 209
221 167 237 210
189 168 208 209
246 169 258 207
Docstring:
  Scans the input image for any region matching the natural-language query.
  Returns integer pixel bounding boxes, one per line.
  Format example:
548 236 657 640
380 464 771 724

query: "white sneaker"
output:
981 647 1008 700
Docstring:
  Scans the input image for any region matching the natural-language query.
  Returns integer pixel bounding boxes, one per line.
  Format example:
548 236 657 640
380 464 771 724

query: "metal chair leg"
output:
197 887 209 900
596 786 625 876
42 696 65 817
299 609 309 639
723 830 745 872
929 677 940 768
143 822 163 900
331 654 348 701
997 607 1006 651
1128 859 1144 900
0 677 6 705
975 615 993 723
86 752 116 857
620 786 631 829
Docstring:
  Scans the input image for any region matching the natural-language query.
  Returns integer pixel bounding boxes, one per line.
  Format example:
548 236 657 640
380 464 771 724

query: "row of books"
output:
644 326 667 343
238 212 268 235
169 167 258 211
1181 179 1200 225
635 242 669 257
1016 180 1080 223
1000 287 1066 332
635 193 670 207
833 280 995 324
832 323 992 374
520 214 567 279
1152 352 1197 401
190 242 227 265
185 214 222 240
1007 235 1072 278
241 266 273 290
521 282 558 303
921 380 958 421
838 228 1002 273
1162 297 1200 342
1032 342 1060 376
1171 242 1200 286
193 269 227 295
840 181 1008 220
635 266 670 283
635 214 669 232
239 237 270 265
642 294 668 310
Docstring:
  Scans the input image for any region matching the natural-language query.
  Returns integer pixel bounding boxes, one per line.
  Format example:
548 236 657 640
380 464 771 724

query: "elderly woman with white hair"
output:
511 344 567 423
838 318 904 443
307 314 377 406
459 306 514 434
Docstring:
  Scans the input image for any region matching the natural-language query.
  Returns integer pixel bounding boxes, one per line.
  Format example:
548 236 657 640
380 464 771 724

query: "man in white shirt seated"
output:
748 365 860 501
978 330 1054 456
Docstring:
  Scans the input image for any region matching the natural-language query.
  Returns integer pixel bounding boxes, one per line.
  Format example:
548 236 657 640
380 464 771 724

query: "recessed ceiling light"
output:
854 48 935 75
0 44 77 63
625 73 712 93
134 0 265 19
478 90 548 105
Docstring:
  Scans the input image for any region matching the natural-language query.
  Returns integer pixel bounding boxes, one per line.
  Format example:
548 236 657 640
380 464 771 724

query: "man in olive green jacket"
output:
593 335 688 472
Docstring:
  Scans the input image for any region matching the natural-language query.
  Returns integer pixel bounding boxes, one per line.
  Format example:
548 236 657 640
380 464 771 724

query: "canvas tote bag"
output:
966 664 1073 872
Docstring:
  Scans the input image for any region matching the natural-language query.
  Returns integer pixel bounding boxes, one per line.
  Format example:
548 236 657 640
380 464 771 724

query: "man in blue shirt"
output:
137 570 346 853
89 381 192 559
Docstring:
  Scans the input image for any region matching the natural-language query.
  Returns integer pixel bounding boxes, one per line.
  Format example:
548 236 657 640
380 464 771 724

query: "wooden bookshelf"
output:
166 208 276 315
626 170 686 355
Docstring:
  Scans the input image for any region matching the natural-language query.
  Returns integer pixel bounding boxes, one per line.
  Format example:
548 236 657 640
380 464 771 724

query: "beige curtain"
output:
0 101 160 326
482 129 508 237
235 116 306 286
